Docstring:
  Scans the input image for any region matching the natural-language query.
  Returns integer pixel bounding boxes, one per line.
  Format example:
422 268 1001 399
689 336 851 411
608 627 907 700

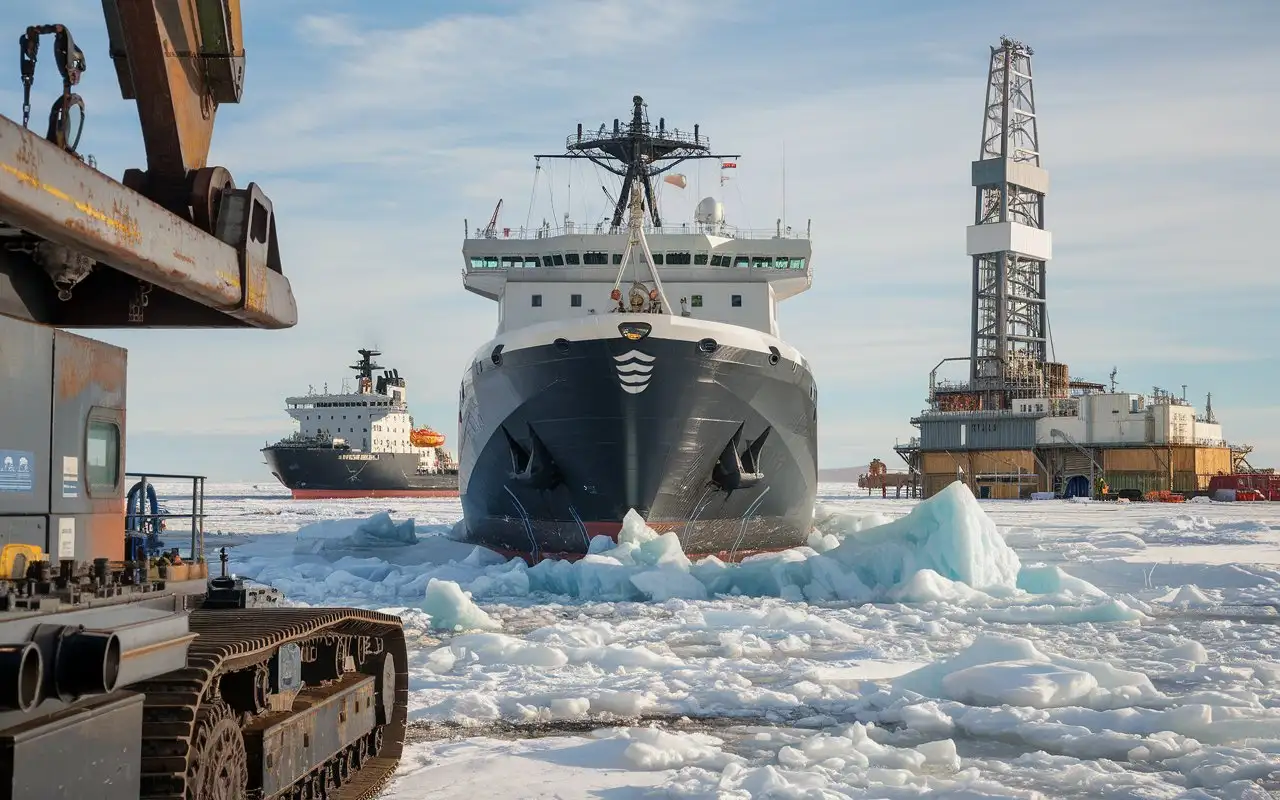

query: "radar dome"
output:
694 197 724 225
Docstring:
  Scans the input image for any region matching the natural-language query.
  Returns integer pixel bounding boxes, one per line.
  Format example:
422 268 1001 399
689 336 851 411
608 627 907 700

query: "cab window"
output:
87 420 120 491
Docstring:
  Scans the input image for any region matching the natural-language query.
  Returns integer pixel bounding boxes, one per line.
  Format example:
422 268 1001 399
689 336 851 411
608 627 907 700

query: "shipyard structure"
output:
894 37 1254 500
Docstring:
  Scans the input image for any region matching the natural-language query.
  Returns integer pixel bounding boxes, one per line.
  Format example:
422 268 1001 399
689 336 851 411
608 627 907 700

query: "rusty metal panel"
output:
0 116 242 312
194 0 246 103
111 0 216 176
49 329 126 561
244 674 377 797
212 183 296 328
0 314 53 517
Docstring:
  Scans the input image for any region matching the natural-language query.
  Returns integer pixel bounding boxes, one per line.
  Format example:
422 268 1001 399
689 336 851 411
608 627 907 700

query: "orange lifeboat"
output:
410 427 446 448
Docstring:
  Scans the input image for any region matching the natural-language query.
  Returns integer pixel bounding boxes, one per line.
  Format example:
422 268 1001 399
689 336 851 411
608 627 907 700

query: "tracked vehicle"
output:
0 4 407 798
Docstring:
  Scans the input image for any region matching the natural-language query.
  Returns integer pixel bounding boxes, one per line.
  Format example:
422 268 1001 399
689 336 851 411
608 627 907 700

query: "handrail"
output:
124 471 205 564
467 224 811 242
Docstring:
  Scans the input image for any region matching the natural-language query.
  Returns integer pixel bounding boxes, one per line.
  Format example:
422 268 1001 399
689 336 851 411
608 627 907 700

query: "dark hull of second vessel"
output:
262 446 458 499
457 324 818 560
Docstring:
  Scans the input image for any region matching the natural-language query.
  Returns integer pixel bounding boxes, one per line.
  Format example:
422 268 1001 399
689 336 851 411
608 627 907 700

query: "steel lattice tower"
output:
967 36 1055 408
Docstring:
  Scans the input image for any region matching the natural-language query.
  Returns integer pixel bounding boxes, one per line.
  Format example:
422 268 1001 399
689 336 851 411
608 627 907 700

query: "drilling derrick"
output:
895 36 1249 503
966 36 1059 410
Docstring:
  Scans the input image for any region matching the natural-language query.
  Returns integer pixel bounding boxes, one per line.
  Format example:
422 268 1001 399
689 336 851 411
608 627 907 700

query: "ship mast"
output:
349 348 381 394
533 95 739 230
533 94 738 316
608 173 673 314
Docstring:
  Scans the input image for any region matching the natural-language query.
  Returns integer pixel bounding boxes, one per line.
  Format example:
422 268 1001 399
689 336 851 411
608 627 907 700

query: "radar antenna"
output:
534 95 739 229
349 348 383 383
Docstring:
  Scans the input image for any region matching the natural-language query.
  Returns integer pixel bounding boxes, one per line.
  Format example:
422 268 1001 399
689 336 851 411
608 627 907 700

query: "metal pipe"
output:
0 643 43 712
55 628 121 698
190 476 198 560
198 477 206 560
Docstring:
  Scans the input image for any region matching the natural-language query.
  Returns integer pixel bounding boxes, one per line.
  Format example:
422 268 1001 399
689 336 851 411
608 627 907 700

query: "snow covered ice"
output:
160 479 1280 798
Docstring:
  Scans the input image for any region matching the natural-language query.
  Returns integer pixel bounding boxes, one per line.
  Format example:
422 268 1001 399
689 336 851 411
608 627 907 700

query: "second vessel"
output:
263 348 459 499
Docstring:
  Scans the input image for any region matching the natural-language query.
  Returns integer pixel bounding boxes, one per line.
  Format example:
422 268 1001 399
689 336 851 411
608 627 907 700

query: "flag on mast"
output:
720 160 737 186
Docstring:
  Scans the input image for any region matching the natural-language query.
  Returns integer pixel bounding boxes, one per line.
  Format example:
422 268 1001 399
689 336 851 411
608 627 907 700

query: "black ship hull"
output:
262 446 459 499
457 315 818 561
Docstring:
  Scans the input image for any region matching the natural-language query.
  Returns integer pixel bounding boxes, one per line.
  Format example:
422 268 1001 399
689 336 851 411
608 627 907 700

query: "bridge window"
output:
612 254 622 264
694 253 708 265
543 256 553 266
531 294 543 307
665 252 691 265
570 294 582 307
731 294 742 307
523 257 539 269
752 257 772 269
564 253 580 265
501 256 520 268
691 294 703 308
652 253 664 265
583 251 609 265
733 256 749 268
86 419 120 492
552 254 564 266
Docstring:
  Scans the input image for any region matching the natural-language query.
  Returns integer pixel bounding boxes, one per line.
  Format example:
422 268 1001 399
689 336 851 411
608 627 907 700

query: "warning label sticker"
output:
0 450 34 494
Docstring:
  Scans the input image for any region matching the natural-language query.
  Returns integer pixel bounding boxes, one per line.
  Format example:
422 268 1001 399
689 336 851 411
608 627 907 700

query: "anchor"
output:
711 423 771 492
502 423 562 490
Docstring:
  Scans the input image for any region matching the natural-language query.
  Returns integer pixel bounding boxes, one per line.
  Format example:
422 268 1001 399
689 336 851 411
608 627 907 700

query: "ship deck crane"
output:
482 198 502 238
0 3 407 798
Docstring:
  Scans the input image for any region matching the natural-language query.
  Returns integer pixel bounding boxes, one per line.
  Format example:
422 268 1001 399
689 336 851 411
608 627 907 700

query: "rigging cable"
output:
524 157 541 233
1046 307 1057 363
732 168 751 230
547 160 558 228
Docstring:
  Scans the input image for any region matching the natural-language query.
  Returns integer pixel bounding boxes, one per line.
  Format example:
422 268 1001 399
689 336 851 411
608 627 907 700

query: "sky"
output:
6 0 1278 481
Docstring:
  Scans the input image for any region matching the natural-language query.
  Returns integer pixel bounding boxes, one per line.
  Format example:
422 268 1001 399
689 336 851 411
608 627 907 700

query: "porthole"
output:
697 338 718 354
554 338 570 353
768 346 780 366
490 344 504 366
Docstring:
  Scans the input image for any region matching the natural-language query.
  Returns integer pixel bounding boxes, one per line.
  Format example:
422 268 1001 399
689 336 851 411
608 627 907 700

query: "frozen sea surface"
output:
154 480 1280 799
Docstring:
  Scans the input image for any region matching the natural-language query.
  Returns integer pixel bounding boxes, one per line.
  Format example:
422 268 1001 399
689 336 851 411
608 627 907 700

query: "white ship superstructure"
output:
462 208 812 340
282 353 448 472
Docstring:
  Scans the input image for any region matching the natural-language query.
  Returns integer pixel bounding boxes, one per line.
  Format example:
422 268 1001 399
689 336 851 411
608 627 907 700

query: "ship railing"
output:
564 128 706 151
125 472 206 565
913 408 1045 419
468 223 810 242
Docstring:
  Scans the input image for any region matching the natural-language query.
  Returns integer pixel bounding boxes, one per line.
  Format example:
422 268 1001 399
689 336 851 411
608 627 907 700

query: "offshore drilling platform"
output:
894 37 1258 501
